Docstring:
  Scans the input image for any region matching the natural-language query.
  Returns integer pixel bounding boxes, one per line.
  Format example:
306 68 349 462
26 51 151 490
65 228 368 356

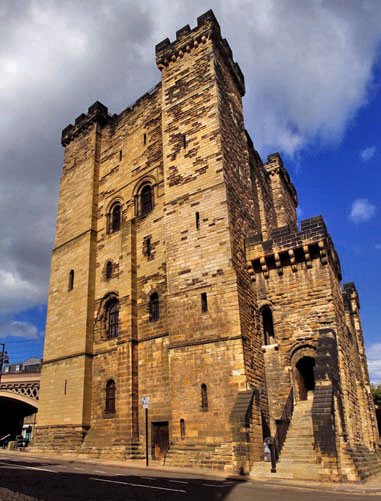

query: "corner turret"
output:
61 101 110 146
264 152 298 231
155 9 245 96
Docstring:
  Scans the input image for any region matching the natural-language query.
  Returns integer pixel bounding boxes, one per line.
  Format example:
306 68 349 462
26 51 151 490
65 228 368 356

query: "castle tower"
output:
34 10 377 480
36 103 108 447
155 11 264 456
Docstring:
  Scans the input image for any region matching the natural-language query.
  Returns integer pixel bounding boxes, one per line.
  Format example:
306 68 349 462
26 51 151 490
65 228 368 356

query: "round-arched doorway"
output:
295 356 315 401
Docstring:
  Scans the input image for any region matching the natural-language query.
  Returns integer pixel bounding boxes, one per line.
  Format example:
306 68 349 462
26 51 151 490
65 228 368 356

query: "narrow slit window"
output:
195 212 200 230
64 379 67 395
106 261 113 279
261 306 274 345
201 292 208 313
119 150 122 161
201 384 208 411
182 134 187 149
180 419 185 440
143 133 147 145
146 238 151 257
68 270 74 291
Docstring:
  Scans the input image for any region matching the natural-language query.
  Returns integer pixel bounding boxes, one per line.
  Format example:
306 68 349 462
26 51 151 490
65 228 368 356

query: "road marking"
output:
168 480 189 484
94 470 107 473
90 477 187 493
0 461 57 473
144 476 156 480
73 467 85 470
26 466 58 473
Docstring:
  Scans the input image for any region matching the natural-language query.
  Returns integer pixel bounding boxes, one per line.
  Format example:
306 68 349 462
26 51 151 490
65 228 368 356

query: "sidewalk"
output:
3 449 381 494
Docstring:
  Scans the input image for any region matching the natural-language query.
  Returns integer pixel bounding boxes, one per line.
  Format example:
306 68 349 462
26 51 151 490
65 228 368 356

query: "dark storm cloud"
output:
1 0 381 315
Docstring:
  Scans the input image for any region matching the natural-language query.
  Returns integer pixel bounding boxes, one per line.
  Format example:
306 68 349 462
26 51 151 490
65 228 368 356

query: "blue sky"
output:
1 1 380 382
289 81 381 381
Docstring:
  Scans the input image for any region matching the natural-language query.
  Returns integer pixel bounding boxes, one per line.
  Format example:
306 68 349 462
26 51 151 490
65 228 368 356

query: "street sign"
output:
141 397 150 467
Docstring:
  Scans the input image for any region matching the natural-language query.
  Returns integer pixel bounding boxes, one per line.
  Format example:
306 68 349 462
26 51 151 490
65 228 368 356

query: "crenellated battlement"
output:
37 10 378 480
155 9 245 96
343 282 360 312
264 152 298 207
245 216 342 280
61 101 110 147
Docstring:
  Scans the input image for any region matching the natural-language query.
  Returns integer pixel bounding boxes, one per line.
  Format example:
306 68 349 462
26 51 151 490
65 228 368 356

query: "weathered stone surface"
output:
34 10 378 481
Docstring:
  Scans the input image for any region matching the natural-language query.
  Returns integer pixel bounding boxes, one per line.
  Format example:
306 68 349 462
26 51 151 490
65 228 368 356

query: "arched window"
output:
201 383 208 411
261 306 274 345
111 203 121 232
105 379 116 413
140 185 153 215
108 301 119 338
106 261 112 279
68 270 74 291
149 293 159 322
180 419 185 440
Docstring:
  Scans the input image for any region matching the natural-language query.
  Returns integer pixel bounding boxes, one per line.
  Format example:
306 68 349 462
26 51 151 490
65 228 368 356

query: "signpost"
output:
0 344 5 385
142 396 150 467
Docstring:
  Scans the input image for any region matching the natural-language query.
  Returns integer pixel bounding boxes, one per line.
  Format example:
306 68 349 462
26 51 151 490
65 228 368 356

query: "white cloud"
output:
376 244 381 251
360 146 376 162
1 1 381 315
0 269 45 314
0 320 40 340
349 198 376 223
366 343 381 384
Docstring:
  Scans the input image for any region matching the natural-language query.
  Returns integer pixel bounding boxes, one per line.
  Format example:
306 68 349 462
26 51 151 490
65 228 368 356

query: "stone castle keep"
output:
35 10 379 481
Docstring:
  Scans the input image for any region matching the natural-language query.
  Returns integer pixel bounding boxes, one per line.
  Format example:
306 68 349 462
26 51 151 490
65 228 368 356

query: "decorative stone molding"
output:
0 381 39 402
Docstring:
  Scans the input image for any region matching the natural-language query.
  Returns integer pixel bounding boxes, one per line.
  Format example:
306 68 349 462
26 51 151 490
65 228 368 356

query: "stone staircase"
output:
164 442 233 472
79 441 145 460
341 444 381 481
251 393 320 481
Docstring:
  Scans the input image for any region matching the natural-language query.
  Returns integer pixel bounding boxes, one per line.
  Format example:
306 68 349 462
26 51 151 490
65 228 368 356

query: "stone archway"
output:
290 346 316 402
0 394 38 439
295 356 315 401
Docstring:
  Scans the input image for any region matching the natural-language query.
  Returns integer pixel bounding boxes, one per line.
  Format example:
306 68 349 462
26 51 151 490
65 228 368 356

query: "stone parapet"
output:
264 153 298 207
342 282 360 312
61 101 110 146
155 9 245 96
245 216 342 280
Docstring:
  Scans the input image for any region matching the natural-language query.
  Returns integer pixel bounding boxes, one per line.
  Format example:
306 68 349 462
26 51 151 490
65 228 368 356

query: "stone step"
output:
279 458 318 464
284 438 314 443
282 444 315 451
287 429 313 434
251 462 320 481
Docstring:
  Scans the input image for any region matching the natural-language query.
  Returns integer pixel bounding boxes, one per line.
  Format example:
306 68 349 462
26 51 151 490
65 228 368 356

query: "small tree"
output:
371 384 381 406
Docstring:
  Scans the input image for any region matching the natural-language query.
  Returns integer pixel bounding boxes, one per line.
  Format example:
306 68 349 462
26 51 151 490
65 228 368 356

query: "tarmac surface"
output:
0 450 380 500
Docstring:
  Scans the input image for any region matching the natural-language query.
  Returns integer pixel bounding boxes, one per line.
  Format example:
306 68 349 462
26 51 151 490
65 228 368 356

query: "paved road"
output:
0 452 376 500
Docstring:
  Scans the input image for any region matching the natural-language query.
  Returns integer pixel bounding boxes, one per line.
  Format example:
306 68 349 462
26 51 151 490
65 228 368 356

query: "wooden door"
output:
151 421 169 460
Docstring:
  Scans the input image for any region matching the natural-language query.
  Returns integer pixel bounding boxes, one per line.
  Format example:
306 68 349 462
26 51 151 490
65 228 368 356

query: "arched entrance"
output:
295 356 315 401
0 394 38 441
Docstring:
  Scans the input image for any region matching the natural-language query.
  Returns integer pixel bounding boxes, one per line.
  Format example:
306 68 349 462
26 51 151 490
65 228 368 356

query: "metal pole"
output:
0 343 5 385
145 407 149 467
270 443 276 473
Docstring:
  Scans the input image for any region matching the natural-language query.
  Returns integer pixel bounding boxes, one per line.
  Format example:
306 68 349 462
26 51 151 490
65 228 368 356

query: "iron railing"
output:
271 387 294 472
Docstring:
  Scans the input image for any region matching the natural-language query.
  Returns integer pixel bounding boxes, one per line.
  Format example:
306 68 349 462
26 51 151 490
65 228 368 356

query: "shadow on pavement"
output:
0 457 240 501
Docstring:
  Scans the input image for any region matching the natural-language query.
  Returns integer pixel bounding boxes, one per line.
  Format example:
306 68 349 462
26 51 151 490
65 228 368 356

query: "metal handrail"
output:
270 387 294 473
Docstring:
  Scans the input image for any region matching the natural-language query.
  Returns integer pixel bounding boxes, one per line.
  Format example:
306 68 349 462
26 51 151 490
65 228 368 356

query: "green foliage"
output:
371 384 381 406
